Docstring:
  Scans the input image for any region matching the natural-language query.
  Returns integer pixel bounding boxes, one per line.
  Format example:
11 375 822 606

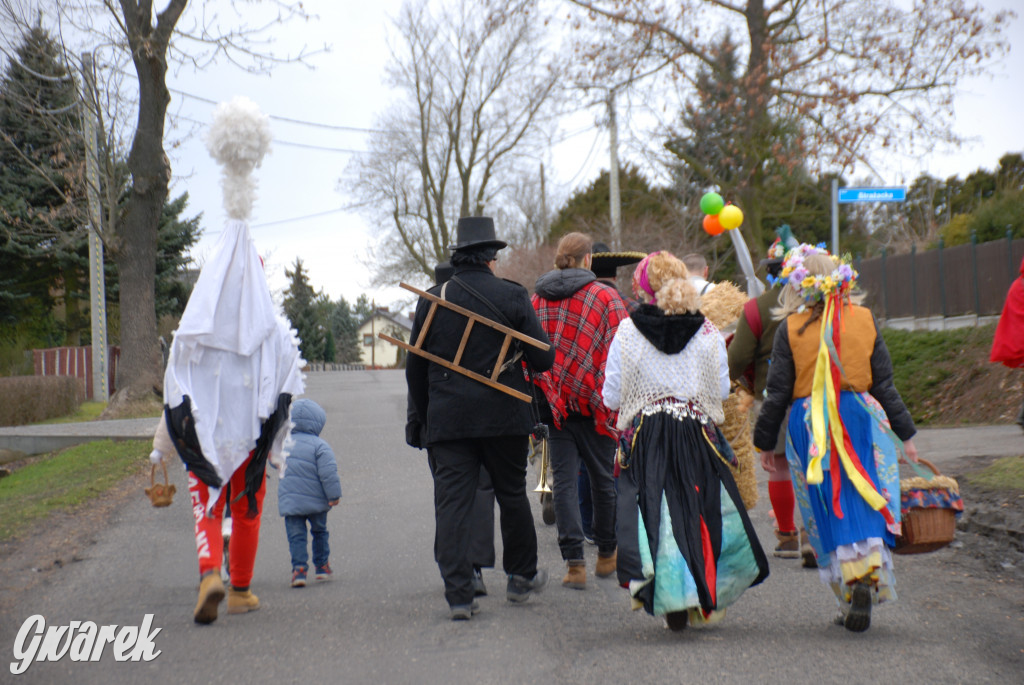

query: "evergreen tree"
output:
282 258 325 362
329 295 362 364
0 25 85 346
549 165 678 247
322 327 336 364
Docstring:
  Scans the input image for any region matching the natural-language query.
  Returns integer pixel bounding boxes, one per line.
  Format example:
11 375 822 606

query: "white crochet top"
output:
603 317 729 430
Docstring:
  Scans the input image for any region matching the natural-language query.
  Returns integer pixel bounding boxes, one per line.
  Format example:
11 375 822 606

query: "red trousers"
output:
188 453 266 588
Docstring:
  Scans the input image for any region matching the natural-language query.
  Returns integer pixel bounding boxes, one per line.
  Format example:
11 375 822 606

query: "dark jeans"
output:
578 461 593 538
431 435 537 607
284 511 330 570
548 418 617 560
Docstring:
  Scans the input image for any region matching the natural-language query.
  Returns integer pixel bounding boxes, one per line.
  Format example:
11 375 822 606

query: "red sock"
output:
768 479 796 533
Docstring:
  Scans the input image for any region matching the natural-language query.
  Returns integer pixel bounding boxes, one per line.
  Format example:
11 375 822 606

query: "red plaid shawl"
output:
532 281 628 438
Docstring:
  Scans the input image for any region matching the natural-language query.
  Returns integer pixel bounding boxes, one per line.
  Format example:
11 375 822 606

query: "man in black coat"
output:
407 216 556 621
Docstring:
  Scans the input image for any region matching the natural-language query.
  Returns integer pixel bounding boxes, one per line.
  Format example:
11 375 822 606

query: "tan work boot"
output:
227 587 261 614
595 549 617 578
799 528 818 568
193 570 225 624
773 530 800 558
562 561 586 589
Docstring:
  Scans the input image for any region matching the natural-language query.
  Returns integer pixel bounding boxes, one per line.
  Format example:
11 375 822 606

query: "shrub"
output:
0 376 83 427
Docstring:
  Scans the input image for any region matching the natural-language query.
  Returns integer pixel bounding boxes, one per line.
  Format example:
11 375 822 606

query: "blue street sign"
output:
837 186 907 203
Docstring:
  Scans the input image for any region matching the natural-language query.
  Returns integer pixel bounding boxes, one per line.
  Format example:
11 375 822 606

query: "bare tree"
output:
345 0 565 286
564 0 1013 256
2 0 317 411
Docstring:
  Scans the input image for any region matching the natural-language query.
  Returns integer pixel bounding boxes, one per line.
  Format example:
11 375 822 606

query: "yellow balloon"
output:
719 204 743 230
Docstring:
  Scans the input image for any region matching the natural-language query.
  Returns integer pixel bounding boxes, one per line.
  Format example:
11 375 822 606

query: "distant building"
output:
357 307 413 368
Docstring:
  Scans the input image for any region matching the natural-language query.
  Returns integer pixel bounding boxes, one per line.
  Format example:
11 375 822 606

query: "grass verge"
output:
0 439 149 542
965 456 1024 492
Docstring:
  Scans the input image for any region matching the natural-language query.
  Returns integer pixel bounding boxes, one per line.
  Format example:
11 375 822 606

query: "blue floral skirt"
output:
786 392 903 606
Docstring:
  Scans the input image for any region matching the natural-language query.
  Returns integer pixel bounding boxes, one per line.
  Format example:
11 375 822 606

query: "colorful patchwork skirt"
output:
625 402 769 618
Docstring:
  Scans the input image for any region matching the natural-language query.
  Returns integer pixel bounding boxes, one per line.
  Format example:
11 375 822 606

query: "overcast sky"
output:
164 0 1024 311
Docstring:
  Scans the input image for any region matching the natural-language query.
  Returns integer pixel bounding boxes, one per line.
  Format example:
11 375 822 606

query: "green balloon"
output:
700 192 724 215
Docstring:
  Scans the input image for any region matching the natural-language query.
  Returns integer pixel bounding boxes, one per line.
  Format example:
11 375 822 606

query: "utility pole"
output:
607 90 622 250
81 52 109 402
539 162 548 240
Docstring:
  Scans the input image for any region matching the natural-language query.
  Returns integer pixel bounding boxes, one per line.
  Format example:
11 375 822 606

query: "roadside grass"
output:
965 456 1024 492
882 323 999 425
0 439 149 542
36 401 107 424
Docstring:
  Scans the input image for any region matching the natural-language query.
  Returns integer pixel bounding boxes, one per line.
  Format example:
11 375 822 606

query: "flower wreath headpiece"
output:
780 242 858 306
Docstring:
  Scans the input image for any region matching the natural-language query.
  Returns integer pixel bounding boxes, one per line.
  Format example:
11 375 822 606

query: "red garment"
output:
532 281 628 438
991 256 1024 368
189 452 266 588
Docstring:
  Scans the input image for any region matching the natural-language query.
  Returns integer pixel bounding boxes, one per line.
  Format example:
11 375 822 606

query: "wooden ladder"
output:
378 282 550 402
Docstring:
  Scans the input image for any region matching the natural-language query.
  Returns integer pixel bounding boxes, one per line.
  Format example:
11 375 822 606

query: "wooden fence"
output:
854 236 1023 322
33 346 120 400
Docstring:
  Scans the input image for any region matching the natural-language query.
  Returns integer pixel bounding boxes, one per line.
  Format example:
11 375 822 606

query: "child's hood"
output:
290 398 326 436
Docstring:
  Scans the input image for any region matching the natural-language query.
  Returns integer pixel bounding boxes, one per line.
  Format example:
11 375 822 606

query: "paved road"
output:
1 370 1021 684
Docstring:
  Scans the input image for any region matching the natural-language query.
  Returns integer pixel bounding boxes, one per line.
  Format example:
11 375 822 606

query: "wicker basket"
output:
894 458 958 555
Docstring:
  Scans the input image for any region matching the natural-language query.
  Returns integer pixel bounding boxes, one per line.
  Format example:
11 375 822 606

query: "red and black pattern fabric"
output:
532 278 628 438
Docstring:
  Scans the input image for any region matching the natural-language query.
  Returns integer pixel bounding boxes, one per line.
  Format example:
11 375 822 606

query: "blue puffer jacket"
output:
277 399 342 516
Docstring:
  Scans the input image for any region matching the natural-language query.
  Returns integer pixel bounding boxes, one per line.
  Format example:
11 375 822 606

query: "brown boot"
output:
799 528 818 568
562 561 586 589
595 549 617 578
193 570 225 625
773 530 800 559
227 587 261 615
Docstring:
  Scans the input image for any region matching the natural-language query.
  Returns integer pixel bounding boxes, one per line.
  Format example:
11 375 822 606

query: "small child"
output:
276 398 341 587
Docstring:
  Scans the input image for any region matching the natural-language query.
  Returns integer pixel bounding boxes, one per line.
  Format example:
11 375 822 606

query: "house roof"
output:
359 309 413 332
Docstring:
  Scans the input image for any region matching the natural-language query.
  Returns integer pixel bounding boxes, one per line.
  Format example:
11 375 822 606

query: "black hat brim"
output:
447 239 508 251
591 251 646 278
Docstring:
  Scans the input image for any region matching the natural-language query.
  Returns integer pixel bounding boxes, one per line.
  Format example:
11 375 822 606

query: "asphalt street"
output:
1 370 1022 684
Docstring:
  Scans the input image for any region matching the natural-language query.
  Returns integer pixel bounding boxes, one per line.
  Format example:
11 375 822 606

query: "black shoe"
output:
844 582 872 632
449 599 480 621
665 611 689 632
472 568 487 597
506 569 548 603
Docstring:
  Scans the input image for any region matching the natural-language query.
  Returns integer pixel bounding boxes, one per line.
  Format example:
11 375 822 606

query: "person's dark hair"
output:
451 246 498 267
765 259 784 279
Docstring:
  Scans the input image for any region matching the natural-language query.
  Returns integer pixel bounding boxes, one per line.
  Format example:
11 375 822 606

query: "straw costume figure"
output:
160 96 305 625
699 281 759 510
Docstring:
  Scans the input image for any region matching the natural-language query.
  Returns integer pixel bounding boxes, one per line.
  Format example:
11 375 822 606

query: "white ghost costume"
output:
163 218 305 512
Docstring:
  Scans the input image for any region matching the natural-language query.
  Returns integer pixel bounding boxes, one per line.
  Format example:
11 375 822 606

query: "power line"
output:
167 85 394 134
168 113 367 153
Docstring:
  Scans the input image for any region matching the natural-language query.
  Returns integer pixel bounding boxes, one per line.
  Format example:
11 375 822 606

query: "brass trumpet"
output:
532 436 552 495
529 431 556 525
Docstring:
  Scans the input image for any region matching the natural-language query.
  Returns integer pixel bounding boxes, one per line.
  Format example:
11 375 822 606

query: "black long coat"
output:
406 264 555 445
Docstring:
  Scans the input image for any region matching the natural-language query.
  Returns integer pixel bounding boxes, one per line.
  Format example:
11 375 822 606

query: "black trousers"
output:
431 435 537 607
426 457 496 570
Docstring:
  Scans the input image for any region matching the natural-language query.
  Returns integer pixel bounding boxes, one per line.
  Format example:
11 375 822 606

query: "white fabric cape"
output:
164 219 305 509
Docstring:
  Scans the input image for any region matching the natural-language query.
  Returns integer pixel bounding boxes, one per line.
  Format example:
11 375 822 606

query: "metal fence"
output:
854 235 1023 323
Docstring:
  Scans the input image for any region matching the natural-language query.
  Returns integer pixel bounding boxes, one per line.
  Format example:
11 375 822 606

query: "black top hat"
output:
434 261 454 285
448 216 507 252
590 242 647 279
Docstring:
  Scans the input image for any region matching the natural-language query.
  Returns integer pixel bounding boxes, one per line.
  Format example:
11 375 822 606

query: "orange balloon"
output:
703 213 724 236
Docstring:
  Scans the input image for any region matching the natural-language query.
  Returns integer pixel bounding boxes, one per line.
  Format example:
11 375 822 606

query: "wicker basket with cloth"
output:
894 458 963 555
